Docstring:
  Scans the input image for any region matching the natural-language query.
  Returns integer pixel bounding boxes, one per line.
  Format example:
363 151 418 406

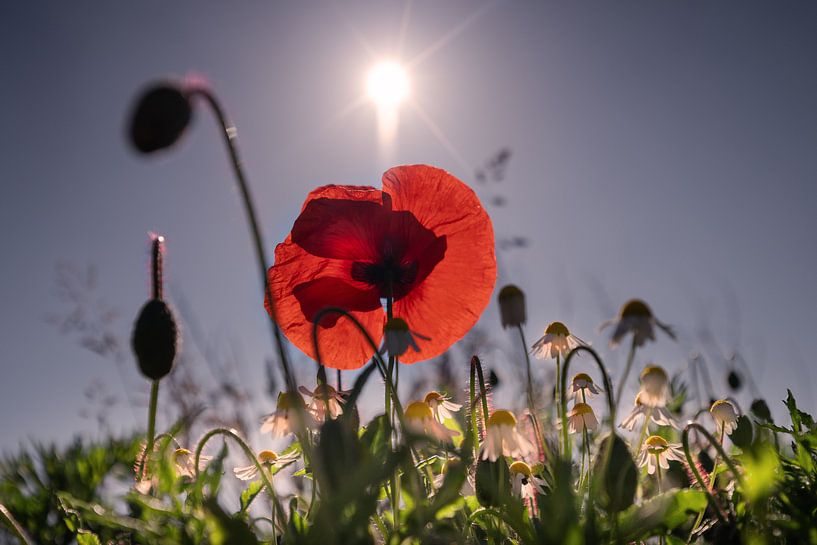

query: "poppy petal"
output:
267 236 384 370
384 165 496 363
290 185 386 261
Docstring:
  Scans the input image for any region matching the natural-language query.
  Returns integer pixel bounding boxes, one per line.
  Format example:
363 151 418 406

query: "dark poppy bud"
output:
497 284 525 328
751 399 772 422
132 299 178 380
727 370 742 391
129 83 192 153
489 369 499 387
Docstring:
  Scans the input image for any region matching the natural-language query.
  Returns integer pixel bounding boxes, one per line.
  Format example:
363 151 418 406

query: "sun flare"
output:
366 61 410 108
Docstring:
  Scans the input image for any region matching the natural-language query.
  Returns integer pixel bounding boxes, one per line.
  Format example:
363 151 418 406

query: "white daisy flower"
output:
299 383 347 423
638 365 671 407
260 391 316 438
567 402 599 434
570 372 603 402
233 449 300 481
710 399 739 435
480 409 535 462
600 299 676 348
381 317 430 358
424 391 462 423
173 448 212 479
404 400 459 442
531 321 586 360
638 435 685 475
509 461 546 501
619 392 679 431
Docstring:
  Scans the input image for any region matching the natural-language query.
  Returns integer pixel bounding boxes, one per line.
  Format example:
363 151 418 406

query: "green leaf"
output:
239 480 265 514
592 433 637 514
730 415 754 449
204 498 259 545
619 489 707 539
76 531 101 545
475 458 510 507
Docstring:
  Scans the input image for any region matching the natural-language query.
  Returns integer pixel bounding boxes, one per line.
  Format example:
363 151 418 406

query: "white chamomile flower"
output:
233 449 300 481
638 435 685 475
571 372 603 402
381 317 430 358
710 399 739 435
509 461 546 500
405 401 459 442
600 299 676 348
567 402 599 434
260 391 316 438
619 392 679 431
480 409 535 462
173 448 212 479
638 365 671 407
299 383 348 422
531 321 586 360
424 391 462 423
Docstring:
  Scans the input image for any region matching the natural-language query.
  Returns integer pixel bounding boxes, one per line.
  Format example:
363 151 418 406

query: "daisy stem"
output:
517 325 546 462
189 87 294 393
556 353 563 456
707 423 725 490
0 503 32 545
194 427 286 528
655 454 663 493
637 407 653 451
614 335 638 411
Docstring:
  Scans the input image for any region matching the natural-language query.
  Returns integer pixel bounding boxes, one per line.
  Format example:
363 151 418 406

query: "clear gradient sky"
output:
1 1 816 452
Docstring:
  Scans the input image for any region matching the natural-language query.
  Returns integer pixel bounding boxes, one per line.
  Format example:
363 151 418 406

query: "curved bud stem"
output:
560 345 616 461
194 428 285 528
187 86 294 393
682 422 743 523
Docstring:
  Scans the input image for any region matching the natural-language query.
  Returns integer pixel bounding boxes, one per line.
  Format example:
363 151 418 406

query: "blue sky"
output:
1 1 816 452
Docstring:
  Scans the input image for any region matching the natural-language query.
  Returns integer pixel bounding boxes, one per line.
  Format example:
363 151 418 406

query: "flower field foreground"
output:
2 81 816 545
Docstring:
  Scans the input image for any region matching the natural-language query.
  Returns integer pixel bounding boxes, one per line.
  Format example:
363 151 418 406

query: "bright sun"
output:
366 61 410 108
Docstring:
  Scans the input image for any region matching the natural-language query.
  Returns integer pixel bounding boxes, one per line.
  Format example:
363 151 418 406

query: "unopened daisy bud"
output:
383 317 420 357
498 285 526 328
129 83 193 153
727 371 742 392
710 399 739 435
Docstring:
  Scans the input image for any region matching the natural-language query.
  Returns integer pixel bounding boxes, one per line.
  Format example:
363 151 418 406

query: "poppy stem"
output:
188 87 294 394
141 380 160 478
469 360 480 459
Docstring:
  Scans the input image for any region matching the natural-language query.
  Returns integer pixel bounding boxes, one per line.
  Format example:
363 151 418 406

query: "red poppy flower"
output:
266 165 496 370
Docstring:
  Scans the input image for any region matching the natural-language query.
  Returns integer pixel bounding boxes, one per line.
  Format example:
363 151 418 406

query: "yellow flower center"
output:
640 365 668 384
423 391 444 404
405 401 433 421
487 409 517 428
509 461 532 477
172 448 191 462
258 450 279 464
277 392 301 410
384 317 409 333
571 402 594 416
645 435 669 454
545 321 570 336
620 299 652 318
573 372 593 385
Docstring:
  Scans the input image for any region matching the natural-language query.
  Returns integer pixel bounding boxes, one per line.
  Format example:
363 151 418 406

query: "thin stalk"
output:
517 325 546 462
189 87 294 392
556 353 563 455
469 361 480 458
636 407 653 451
614 335 638 410
0 503 33 545
140 380 160 478
472 356 491 425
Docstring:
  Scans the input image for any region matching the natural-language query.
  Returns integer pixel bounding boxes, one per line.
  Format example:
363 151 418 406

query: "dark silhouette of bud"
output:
489 369 499 387
497 284 525 328
132 234 178 380
751 399 772 422
129 83 192 153
132 299 178 380
727 370 742 391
